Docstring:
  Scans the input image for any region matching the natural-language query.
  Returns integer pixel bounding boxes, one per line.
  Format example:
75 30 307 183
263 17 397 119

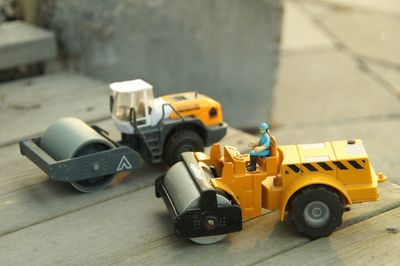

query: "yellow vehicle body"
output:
162 92 224 127
196 138 386 221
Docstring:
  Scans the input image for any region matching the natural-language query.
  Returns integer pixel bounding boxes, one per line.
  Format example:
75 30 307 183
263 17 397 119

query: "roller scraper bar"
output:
20 137 141 182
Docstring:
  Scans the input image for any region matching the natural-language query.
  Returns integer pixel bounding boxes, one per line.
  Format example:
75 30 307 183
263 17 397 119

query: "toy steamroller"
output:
19 79 227 192
155 135 386 244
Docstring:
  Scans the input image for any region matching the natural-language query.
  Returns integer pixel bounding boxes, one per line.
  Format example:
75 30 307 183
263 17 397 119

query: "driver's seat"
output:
269 134 278 156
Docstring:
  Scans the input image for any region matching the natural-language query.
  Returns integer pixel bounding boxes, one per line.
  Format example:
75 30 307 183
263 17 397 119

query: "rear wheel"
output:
163 129 204 166
289 186 344 239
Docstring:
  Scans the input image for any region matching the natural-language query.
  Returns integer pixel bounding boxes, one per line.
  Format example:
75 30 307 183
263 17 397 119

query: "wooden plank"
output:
0 21 56 70
0 181 398 265
0 162 165 237
0 125 253 236
0 73 110 146
260 207 400 265
0 186 168 266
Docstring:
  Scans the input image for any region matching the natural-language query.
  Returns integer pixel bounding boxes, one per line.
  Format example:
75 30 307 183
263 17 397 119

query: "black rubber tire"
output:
163 129 204 166
289 186 344 239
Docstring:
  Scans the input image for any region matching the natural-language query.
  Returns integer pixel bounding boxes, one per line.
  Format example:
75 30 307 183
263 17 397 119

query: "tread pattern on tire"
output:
289 185 344 239
163 129 204 166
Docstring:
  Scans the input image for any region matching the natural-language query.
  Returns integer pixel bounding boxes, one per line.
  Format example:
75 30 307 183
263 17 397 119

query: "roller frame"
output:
20 137 141 182
155 152 242 239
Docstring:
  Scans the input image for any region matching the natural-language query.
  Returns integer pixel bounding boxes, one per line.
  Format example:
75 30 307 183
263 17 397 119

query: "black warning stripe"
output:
317 162 333 171
348 160 364 169
287 164 301 173
285 160 364 174
333 161 348 170
333 160 365 170
302 163 318 172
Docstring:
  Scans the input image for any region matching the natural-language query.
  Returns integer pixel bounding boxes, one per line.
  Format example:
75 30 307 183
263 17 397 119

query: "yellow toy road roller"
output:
19 79 227 192
155 135 386 244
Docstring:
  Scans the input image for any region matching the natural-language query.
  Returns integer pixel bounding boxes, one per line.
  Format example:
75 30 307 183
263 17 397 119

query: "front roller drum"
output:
175 194 238 245
157 161 242 244
40 117 117 192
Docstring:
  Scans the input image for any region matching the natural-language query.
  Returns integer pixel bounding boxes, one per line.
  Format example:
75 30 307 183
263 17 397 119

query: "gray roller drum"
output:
40 117 116 192
164 161 231 244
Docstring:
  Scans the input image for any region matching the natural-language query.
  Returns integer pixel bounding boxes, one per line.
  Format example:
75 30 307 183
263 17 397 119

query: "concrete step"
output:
0 20 56 70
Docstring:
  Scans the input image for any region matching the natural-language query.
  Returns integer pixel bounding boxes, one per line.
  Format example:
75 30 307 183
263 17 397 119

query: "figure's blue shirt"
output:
250 132 271 157
259 132 271 148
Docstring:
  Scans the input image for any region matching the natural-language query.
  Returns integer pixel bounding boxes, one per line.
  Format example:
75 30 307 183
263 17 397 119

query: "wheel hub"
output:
304 201 330 228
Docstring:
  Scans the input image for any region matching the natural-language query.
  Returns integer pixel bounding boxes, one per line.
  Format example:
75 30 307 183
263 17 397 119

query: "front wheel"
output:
289 186 344 239
163 129 204 166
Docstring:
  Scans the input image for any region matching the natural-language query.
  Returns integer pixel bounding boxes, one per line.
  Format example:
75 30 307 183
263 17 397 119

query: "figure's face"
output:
259 128 264 134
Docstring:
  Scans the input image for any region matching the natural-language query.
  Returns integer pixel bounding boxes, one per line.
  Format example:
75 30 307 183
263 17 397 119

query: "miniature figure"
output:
247 122 271 171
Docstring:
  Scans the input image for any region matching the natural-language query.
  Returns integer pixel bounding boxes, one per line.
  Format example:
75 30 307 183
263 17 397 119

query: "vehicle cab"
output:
110 79 154 134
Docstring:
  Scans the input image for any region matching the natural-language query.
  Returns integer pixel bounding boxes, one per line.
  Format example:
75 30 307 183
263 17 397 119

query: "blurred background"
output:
0 0 399 182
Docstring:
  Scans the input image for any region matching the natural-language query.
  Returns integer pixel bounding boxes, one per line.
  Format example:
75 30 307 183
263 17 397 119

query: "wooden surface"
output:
0 74 399 265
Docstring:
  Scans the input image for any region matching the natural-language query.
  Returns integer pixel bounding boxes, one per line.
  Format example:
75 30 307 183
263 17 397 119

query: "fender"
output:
279 172 352 221
211 179 241 206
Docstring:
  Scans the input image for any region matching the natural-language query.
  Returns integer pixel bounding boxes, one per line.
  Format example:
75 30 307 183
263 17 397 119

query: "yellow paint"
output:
211 179 241 206
197 136 383 223
261 176 282 210
194 151 210 163
162 92 223 127
331 139 367 161
279 145 299 165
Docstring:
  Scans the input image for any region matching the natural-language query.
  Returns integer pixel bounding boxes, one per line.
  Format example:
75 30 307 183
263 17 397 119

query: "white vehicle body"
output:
110 79 172 134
